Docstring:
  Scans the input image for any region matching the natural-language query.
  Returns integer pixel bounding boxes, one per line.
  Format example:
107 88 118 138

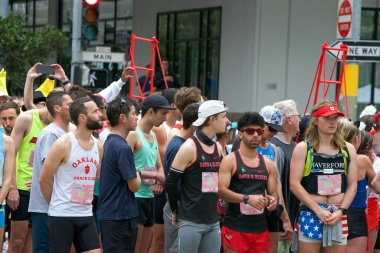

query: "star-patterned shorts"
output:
297 204 348 244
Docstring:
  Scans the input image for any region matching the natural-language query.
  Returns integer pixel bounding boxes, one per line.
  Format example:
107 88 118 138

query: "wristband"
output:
62 80 70 86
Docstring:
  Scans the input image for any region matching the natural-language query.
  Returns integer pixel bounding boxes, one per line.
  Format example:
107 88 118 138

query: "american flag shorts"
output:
296 204 348 241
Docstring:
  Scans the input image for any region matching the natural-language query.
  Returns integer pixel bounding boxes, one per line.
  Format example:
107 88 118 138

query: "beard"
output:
86 118 103 130
3 126 12 135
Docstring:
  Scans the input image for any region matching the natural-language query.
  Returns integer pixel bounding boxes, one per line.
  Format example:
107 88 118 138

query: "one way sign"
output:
328 40 380 62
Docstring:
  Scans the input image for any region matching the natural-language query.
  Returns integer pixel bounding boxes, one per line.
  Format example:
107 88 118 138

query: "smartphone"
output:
36 65 55 75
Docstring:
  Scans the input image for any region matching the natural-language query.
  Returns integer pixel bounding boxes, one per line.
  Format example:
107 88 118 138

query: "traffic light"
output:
82 0 100 41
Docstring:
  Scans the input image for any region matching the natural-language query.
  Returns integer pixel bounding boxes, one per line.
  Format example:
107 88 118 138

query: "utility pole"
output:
71 0 83 83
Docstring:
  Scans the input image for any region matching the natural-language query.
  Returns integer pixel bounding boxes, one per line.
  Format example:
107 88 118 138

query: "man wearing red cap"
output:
290 99 357 252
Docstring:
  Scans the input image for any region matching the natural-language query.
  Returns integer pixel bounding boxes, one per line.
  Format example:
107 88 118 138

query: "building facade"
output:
6 0 380 115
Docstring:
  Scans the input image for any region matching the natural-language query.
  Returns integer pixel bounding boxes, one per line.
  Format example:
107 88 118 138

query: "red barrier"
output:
127 34 168 101
304 42 349 117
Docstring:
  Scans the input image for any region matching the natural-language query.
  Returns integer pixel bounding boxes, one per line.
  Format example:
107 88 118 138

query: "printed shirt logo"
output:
84 165 90 174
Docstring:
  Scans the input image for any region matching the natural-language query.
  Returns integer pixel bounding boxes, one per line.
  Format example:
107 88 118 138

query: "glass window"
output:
12 2 27 16
62 0 73 24
27 1 33 26
157 8 221 99
361 10 375 40
35 0 48 25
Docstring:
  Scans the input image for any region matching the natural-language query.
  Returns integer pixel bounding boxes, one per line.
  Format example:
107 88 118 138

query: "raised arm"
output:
24 63 42 110
97 67 133 103
50 64 71 92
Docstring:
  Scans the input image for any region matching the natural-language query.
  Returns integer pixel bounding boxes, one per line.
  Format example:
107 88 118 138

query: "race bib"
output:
317 174 342 195
70 183 94 205
240 198 264 215
142 166 156 185
28 150 35 167
201 172 218 193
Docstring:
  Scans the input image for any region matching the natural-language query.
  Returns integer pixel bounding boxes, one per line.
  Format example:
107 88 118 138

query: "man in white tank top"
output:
40 97 103 253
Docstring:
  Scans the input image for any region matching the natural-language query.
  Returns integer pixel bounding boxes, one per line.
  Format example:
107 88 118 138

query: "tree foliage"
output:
0 13 69 94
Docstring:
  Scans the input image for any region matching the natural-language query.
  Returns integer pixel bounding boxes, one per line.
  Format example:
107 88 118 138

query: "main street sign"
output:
82 51 125 63
328 40 380 62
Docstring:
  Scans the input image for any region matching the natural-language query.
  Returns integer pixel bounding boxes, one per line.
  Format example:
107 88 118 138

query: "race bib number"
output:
70 183 94 205
28 150 35 167
240 197 264 215
317 174 342 195
142 166 156 185
201 172 218 193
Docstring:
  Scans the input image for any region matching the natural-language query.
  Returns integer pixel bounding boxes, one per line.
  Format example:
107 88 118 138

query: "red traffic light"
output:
84 0 100 6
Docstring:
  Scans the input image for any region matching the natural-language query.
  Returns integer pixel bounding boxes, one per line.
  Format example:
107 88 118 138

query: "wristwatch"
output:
338 207 348 215
243 195 249 205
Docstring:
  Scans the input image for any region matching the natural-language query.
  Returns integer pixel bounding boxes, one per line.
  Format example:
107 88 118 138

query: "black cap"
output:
33 91 46 104
142 94 176 110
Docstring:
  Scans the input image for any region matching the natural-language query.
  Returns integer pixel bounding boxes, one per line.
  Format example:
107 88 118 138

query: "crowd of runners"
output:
1 63 380 253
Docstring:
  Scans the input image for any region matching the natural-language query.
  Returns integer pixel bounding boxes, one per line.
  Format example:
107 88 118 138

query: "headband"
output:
312 105 344 118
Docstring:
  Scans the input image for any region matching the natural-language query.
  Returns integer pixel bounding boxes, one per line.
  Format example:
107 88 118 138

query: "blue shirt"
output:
164 135 186 199
98 134 138 220
164 135 186 176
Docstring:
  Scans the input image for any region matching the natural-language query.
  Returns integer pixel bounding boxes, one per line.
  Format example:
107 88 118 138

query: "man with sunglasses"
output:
165 100 228 253
219 111 278 253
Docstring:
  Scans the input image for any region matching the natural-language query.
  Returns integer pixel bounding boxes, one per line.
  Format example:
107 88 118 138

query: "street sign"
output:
82 51 125 63
337 0 352 39
328 40 380 62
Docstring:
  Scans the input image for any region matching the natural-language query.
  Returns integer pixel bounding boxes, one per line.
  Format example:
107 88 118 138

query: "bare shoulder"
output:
180 138 197 153
96 139 103 152
293 141 307 154
126 130 138 142
345 142 356 155
358 154 371 165
54 134 71 149
221 151 236 164
263 155 275 169
152 125 166 137
14 110 33 128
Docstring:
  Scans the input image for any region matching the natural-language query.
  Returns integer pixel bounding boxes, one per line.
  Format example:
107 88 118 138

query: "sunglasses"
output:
240 128 263 136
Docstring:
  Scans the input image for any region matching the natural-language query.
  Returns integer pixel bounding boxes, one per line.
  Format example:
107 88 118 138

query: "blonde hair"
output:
305 99 345 149
338 118 359 143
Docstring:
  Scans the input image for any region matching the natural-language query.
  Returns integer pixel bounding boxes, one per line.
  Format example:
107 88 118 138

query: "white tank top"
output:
48 132 99 217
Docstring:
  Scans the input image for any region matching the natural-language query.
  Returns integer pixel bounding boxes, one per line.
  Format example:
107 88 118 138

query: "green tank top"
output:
16 110 45 191
134 126 158 198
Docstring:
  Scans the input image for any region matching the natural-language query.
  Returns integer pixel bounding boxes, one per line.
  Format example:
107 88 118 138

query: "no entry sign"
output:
337 0 352 39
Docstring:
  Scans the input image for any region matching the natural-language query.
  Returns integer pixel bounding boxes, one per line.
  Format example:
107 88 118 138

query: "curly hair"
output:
174 87 202 114
357 131 373 155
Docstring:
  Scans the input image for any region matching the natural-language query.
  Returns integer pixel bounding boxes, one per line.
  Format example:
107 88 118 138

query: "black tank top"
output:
223 150 269 233
178 136 221 224
301 143 349 196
